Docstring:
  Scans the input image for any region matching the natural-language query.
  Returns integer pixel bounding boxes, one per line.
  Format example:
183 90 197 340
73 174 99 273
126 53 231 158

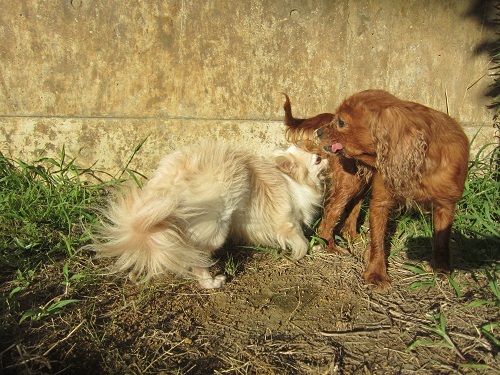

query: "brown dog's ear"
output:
371 106 428 196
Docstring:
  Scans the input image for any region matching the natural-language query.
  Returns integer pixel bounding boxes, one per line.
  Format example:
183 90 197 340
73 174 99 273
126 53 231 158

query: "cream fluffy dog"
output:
92 140 328 288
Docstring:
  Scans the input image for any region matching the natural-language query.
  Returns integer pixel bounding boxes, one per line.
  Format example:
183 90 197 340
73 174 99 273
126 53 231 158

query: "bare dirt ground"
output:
1 229 498 374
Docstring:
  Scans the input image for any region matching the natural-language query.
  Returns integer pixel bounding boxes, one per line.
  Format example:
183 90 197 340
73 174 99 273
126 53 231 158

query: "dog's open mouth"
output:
324 142 344 155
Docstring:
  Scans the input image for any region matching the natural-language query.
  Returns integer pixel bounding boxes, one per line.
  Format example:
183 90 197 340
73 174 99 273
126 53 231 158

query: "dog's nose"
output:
315 129 324 137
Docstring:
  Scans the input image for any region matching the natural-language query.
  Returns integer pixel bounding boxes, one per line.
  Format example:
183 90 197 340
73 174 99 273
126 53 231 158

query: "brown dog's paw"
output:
428 259 451 280
326 244 351 256
340 225 358 241
362 270 391 292
430 259 451 275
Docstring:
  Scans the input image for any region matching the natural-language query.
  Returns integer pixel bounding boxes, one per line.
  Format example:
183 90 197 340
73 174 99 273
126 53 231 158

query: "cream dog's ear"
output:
274 153 297 175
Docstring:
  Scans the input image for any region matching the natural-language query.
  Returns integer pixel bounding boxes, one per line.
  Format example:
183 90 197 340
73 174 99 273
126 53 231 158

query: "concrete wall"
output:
1 0 497 176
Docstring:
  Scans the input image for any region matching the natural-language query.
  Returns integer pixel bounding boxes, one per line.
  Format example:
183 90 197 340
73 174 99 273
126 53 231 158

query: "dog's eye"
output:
314 155 322 165
338 117 346 128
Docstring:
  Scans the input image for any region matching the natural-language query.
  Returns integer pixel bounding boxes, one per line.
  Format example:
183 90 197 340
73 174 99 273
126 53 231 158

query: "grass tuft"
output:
0 148 109 273
456 143 500 241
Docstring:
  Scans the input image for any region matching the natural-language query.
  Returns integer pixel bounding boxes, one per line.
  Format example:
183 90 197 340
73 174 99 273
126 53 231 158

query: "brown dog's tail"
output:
282 93 334 153
283 93 305 128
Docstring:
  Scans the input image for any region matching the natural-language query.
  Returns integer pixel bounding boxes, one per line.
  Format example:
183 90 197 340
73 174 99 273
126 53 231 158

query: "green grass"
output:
0 138 149 274
457 143 500 241
0 147 110 272
0 144 148 335
2 142 498 292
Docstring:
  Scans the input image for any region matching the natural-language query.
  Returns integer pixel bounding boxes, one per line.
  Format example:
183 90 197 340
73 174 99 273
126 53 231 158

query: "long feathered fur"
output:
317 89 470 291
91 140 328 288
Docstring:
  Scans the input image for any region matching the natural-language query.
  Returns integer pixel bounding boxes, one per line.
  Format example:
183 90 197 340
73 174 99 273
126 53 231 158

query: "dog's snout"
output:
315 129 324 138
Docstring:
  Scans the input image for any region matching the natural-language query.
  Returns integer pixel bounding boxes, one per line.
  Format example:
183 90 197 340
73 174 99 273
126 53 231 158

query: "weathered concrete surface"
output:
1 117 286 175
0 0 497 175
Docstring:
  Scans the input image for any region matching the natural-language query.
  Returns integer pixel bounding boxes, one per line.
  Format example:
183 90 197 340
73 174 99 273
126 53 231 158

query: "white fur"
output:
91 141 328 289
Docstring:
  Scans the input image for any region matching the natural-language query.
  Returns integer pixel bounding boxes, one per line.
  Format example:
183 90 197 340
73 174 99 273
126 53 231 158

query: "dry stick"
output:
43 320 85 357
461 58 490 108
142 338 188 373
211 321 248 334
445 88 450 116
386 307 492 351
0 343 16 357
288 286 302 321
318 326 392 337
5 346 51 370
437 327 467 362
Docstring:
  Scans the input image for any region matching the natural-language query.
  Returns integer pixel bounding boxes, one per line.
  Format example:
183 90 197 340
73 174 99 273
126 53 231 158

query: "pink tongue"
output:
331 143 343 153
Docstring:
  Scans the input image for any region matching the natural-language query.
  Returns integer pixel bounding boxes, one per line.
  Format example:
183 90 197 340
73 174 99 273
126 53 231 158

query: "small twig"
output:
142 338 187 373
289 321 307 335
211 321 247 334
43 320 84 356
5 345 51 370
0 343 16 357
438 329 466 362
288 286 302 321
445 87 450 116
319 326 392 337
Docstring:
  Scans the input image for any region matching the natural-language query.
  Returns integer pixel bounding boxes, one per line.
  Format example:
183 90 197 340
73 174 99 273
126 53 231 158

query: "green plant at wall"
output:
0 139 150 270
456 143 500 240
0 147 107 270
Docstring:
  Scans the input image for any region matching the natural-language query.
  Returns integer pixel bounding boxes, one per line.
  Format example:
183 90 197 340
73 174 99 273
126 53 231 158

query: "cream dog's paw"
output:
213 274 227 288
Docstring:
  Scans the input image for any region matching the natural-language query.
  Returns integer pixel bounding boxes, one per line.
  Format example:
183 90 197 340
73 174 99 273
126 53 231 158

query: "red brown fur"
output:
284 90 470 291
283 94 372 255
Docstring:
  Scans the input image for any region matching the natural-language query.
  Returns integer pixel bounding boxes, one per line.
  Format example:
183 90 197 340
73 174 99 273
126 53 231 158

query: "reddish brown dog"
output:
284 95 371 255
285 90 470 291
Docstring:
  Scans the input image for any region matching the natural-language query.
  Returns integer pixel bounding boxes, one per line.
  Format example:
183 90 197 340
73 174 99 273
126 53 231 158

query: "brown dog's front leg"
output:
363 174 393 291
341 195 364 239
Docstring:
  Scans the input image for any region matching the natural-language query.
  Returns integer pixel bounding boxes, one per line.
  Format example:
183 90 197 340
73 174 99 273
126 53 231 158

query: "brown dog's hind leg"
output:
320 158 366 255
431 202 456 275
318 193 351 255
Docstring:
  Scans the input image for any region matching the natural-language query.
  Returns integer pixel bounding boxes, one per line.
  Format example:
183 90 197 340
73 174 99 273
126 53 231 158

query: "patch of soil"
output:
1 242 498 374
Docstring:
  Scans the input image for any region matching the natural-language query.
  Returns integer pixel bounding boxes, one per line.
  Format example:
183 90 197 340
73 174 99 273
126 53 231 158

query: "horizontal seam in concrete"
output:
0 115 285 123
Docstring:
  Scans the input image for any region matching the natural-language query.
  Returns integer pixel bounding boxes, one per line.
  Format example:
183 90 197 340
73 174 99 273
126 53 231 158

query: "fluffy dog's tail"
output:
91 186 213 282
